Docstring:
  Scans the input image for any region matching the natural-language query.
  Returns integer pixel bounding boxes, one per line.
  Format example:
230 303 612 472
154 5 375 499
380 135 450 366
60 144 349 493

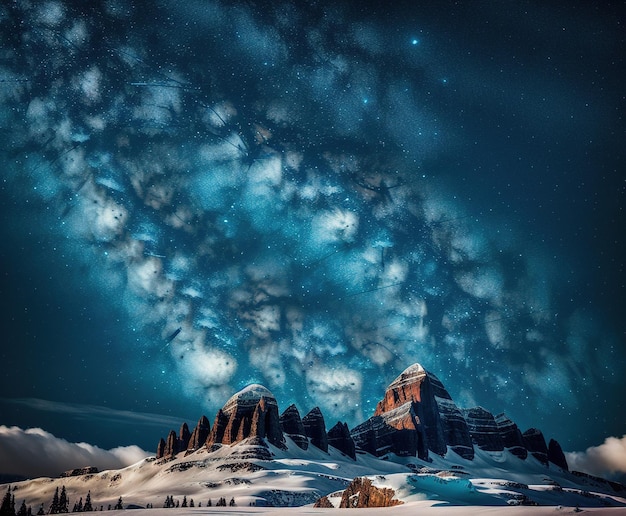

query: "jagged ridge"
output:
156 363 569 473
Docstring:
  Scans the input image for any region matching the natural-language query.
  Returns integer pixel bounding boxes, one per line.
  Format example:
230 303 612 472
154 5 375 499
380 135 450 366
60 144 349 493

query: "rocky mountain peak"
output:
222 384 277 415
205 383 285 450
374 363 426 414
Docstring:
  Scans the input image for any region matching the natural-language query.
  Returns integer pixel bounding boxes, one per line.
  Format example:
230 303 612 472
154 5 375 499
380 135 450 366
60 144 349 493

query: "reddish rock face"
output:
339 477 402 508
374 364 426 415
354 363 481 460
205 384 286 450
187 415 210 452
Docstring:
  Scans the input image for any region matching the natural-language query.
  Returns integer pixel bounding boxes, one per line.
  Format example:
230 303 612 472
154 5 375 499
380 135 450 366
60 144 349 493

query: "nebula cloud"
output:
0 0 623 448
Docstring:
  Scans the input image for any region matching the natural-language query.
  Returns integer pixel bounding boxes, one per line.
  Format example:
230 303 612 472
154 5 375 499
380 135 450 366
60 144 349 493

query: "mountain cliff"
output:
155 363 570 473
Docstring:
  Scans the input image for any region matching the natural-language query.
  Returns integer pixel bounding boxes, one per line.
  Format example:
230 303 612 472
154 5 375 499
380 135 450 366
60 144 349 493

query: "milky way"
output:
1 1 624 452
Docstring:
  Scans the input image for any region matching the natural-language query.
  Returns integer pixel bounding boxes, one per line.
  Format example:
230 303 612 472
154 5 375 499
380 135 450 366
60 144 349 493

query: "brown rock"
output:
374 364 426 415
205 384 285 449
313 496 334 508
156 437 166 459
339 477 402 508
187 415 210 452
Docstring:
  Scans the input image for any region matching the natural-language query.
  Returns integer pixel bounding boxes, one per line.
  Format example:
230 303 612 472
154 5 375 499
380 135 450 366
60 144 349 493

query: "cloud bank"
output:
566 435 626 482
0 426 150 478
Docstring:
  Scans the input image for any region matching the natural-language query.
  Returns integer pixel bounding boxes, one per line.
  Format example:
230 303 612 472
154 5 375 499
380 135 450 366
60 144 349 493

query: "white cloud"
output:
0 426 150 478
566 435 626 480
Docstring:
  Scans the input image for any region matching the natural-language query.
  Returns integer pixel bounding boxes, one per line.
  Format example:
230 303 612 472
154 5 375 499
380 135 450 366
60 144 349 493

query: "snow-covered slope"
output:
6 436 626 511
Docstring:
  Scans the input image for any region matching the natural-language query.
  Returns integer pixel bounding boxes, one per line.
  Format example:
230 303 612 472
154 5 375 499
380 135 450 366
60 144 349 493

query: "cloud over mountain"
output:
0 426 150 478
566 435 626 483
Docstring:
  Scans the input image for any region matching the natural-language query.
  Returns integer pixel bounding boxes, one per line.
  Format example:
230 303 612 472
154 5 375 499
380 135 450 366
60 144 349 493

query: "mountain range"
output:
3 364 625 510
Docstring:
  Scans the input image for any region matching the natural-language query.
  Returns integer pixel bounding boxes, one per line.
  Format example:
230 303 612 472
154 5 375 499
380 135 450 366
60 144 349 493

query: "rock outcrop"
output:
302 407 328 452
462 407 504 452
178 422 191 451
279 404 308 450
205 384 286 450
156 437 166 459
365 363 472 460
314 477 402 508
522 428 549 466
327 421 356 460
427 372 474 460
152 364 571 480
163 430 178 458
187 415 210 452
495 413 527 459
340 477 402 508
548 438 568 471
352 401 428 459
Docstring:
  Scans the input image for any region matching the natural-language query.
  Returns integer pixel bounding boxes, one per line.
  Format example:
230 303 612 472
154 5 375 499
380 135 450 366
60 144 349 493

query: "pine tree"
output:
113 499 122 511
0 487 13 516
49 488 60 515
229 498 235 507
36 504 44 516
206 500 211 507
181 497 186 508
58 487 68 514
83 493 92 513
189 500 194 508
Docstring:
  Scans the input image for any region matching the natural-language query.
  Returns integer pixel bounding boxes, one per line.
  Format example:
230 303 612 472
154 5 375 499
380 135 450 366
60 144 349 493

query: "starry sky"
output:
0 0 624 464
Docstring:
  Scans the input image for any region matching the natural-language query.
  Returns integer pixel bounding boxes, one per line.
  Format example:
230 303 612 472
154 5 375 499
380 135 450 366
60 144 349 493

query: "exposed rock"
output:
328 421 356 460
178 422 191 451
205 384 285 450
302 407 328 452
338 477 402 508
156 437 166 460
313 496 334 508
279 404 308 450
494 413 528 459
571 471 626 493
372 363 471 459
164 430 178 458
206 409 229 447
427 373 474 460
60 466 98 477
522 428 549 466
375 363 426 415
462 407 504 452
548 438 568 471
187 415 210 452
351 402 428 460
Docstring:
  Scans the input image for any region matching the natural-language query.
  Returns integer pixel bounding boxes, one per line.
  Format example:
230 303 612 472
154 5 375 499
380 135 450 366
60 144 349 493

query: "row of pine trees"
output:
1 487 122 516
162 496 235 508
1 486 239 514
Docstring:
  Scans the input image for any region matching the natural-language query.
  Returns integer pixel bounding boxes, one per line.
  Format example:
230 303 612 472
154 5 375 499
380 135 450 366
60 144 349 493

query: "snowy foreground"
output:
7 438 626 514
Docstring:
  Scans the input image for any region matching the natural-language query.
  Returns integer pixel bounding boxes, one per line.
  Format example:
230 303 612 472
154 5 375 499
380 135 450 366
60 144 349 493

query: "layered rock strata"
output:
327 422 356 460
279 404 308 450
302 407 328 452
495 413 528 459
462 407 504 452
205 384 286 450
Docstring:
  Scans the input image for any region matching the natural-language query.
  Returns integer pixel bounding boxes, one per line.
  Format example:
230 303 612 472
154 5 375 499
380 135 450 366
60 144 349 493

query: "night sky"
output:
0 0 624 467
